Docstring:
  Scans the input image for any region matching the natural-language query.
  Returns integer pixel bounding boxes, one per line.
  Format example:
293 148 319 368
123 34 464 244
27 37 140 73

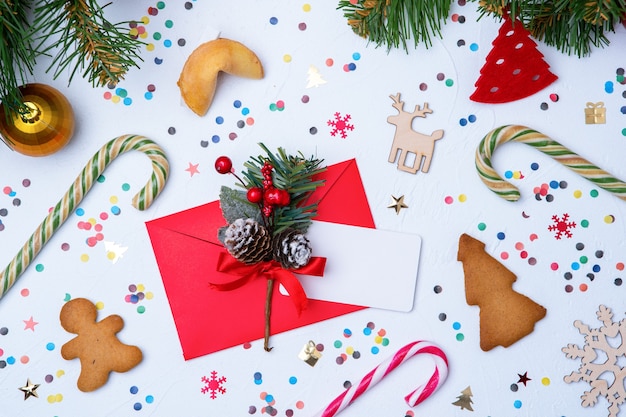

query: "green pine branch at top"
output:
33 0 144 87
0 0 37 117
475 0 626 57
241 143 326 235
337 0 453 52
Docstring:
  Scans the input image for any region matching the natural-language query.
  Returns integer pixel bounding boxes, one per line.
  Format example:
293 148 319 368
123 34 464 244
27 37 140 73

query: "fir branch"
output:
240 143 326 235
474 0 626 57
337 0 453 52
0 0 37 117
33 0 144 87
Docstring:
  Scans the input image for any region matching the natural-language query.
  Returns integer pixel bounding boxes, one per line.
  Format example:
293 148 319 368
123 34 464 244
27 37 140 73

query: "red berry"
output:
214 156 233 174
247 187 263 203
264 187 282 205
277 189 291 206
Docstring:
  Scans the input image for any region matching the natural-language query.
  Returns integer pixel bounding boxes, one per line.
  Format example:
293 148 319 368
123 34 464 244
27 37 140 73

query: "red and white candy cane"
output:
313 340 448 417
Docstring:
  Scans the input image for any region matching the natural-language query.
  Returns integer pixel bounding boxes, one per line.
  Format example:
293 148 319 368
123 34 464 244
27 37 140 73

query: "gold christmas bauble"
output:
0 83 75 157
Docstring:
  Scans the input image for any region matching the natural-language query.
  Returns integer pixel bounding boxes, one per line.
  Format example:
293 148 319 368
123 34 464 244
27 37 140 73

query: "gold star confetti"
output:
388 195 408 214
18 378 40 400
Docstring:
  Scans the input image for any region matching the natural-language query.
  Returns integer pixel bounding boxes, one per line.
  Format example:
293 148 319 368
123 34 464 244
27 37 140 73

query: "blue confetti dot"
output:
154 57 163 65
549 180 559 189
111 206 121 215
531 162 539 170
288 376 297 385
497 232 506 240
593 264 601 272
6 356 15 365
9 191 16 197
348 62 356 71
130 386 139 394
265 394 274 403
123 97 132 106
504 170 513 179
352 52 361 60
216 116 224 124
130 294 139 303
459 118 468 126
363 327 372 336
343 328 352 337
469 43 479 51
242 107 250 116
468 114 477 123
233 100 242 108
605 81 614 93
46 342 55 351
452 321 461 330
269 16 278 25
163 39 172 48
211 135 220 143
144 92 153 100
145 395 154 404
254 372 262 380
371 346 379 354
134 402 142 411
513 400 522 409
621 106 626 114
76 208 85 216
572 262 580 270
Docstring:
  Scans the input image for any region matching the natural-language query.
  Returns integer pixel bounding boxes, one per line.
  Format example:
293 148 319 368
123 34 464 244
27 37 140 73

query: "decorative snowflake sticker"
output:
327 112 354 139
548 213 576 239
562 305 626 417
201 371 227 399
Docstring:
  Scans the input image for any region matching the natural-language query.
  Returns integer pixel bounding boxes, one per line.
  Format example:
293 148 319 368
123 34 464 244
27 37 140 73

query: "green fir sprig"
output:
475 0 626 57
33 0 144 87
337 0 453 52
0 0 37 117
240 143 326 235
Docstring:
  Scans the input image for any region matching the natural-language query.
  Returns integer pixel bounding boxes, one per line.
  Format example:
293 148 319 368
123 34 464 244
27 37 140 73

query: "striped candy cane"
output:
0 134 169 299
476 125 626 202
313 340 448 417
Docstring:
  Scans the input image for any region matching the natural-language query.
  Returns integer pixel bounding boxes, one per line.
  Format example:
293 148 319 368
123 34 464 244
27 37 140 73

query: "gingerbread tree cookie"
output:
457 233 546 351
60 298 143 392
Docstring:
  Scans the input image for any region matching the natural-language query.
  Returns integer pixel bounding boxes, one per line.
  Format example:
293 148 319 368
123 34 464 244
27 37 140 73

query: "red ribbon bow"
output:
211 251 326 315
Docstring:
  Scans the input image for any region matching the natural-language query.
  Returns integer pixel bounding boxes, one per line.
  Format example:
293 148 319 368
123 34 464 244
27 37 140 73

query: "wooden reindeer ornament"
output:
457 233 546 351
387 93 444 174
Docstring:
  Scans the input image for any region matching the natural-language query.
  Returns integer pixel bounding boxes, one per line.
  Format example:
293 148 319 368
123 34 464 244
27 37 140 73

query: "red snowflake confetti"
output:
327 112 354 139
548 213 576 239
201 371 227 399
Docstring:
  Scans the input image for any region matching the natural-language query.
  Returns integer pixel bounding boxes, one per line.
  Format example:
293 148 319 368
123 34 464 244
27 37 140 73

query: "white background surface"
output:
1 1 626 416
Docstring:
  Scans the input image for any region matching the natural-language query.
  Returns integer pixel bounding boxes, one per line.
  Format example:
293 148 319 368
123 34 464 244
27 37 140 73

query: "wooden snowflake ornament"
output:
563 305 626 417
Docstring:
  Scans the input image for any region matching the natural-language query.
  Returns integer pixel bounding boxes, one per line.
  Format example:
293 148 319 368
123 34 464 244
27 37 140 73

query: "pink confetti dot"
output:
520 250 528 259
246 117 254 125
20 355 29 364
549 93 559 102
325 58 334 66
20 288 29 297
87 237 98 247
103 91 112 100
451 14 459 22
343 64 350 72
100 212 109 220
617 262 625 271
550 262 559 270
276 100 285 109
500 252 509 260
95 233 104 241
125 295 132 303
444 196 454 204
529 233 538 241
94 224 103 232
3 186 12 195
243 342 252 349
296 401 304 409
515 242 524 250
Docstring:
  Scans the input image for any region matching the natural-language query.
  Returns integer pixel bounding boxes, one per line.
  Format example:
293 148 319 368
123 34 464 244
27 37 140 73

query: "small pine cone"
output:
223 218 272 264
272 228 312 269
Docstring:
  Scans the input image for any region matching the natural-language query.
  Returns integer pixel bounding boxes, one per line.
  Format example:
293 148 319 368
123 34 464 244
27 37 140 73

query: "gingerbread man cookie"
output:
60 298 143 392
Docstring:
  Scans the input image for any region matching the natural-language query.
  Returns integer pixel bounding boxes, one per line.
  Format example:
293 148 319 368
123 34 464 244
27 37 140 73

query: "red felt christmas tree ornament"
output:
470 11 558 104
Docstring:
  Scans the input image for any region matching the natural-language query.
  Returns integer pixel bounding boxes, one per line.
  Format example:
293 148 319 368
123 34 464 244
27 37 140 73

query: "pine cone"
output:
272 228 312 269
223 218 272 264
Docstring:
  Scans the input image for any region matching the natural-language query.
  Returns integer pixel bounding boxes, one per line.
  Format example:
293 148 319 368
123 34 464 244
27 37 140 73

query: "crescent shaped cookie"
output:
177 38 264 116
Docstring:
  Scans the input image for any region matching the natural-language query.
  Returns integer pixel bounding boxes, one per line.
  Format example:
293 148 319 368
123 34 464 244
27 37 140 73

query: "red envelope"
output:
146 159 374 360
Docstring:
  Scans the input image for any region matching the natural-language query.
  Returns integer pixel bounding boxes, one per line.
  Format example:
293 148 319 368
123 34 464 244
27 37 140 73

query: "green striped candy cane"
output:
476 125 626 202
1 134 169 299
